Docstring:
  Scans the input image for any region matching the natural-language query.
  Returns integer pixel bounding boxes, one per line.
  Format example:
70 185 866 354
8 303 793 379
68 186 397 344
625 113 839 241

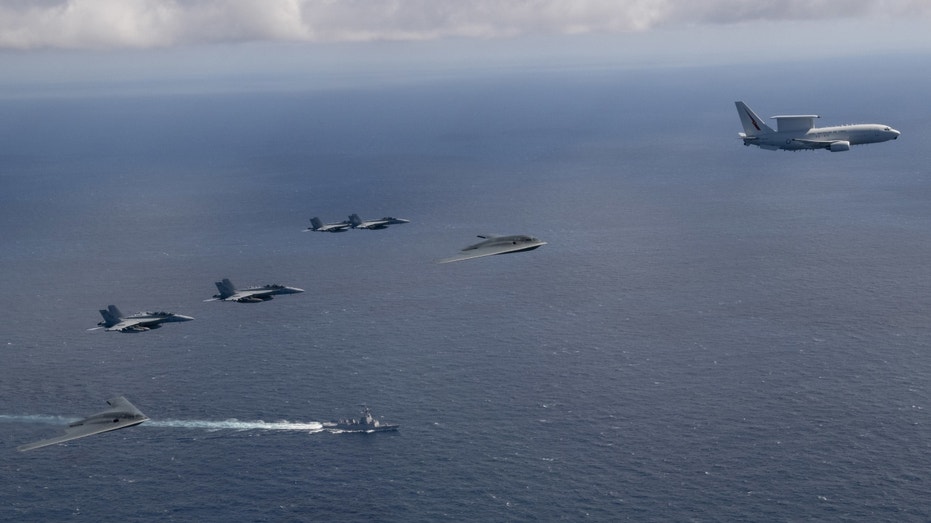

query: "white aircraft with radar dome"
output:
735 101 899 152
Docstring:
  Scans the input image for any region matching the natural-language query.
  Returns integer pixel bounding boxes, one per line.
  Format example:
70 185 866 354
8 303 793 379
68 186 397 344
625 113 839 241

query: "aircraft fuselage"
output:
69 411 147 428
745 124 900 151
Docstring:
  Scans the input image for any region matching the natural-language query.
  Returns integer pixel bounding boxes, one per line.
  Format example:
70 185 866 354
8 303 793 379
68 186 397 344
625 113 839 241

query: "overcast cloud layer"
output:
2 0 930 50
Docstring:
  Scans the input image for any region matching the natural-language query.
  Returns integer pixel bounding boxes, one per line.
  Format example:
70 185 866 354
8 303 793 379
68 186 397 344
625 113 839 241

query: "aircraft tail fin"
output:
735 101 774 136
309 217 323 231
214 278 236 299
349 214 363 228
99 305 123 326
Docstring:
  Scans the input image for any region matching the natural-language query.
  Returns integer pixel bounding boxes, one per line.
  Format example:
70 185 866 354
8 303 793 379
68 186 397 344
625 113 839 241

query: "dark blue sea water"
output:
2 55 931 521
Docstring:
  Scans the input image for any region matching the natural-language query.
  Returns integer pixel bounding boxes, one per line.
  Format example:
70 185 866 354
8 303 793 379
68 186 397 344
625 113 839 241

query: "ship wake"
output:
147 419 324 431
1 414 324 432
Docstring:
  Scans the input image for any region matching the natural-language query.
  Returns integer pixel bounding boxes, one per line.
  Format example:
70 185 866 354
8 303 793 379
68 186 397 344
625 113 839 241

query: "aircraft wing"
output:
790 138 836 148
352 217 409 229
439 242 545 263
225 290 271 301
18 397 149 451
106 319 151 332
353 220 383 229
305 223 350 232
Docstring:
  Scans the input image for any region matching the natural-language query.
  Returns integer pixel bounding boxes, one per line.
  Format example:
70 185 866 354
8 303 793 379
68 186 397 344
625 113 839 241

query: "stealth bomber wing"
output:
95 305 194 333
17 396 149 451
439 234 547 263
210 278 304 303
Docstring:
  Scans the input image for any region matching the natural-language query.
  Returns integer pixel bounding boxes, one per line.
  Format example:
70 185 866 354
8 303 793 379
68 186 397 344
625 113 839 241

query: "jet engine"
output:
829 141 851 152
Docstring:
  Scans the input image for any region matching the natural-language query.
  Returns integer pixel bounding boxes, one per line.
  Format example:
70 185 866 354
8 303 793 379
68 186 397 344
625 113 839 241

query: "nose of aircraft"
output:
176 314 195 321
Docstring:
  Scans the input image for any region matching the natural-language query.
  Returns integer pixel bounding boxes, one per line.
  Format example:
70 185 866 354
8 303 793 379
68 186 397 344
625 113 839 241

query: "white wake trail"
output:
0 414 324 432
146 419 325 431
0 414 80 425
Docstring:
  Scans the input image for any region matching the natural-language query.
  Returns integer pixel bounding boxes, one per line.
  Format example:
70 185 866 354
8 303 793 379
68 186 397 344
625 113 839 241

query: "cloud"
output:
0 0 929 50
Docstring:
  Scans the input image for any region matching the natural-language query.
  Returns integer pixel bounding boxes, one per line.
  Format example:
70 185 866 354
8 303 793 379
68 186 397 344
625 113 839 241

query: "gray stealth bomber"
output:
95 305 194 333
210 278 304 303
439 234 547 263
18 396 149 451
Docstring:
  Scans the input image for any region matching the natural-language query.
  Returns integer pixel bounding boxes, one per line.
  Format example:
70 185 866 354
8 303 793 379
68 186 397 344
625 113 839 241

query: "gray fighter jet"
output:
18 396 149 451
209 278 304 303
349 213 411 230
439 234 547 263
307 217 352 232
94 305 194 333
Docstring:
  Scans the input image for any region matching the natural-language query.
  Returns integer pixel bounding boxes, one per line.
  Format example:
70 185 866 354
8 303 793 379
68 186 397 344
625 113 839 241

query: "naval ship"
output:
325 405 399 433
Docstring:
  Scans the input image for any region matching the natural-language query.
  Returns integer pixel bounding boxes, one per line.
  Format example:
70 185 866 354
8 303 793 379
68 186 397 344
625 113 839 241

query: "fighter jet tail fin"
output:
98 305 123 326
735 101 775 136
349 214 363 228
214 278 236 299
309 217 324 231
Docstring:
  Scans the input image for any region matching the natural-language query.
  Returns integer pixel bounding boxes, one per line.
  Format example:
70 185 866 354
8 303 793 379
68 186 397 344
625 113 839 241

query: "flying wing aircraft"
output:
349 213 411 230
94 305 194 333
735 101 899 152
209 278 304 303
17 396 149 451
306 217 352 232
439 234 547 263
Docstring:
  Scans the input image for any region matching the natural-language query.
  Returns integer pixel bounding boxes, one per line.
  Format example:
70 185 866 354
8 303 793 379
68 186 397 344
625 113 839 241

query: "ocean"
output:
2 55 931 521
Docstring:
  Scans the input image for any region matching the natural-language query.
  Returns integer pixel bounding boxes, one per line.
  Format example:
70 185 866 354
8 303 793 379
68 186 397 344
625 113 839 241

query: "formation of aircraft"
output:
735 101 900 152
21 101 900 450
209 278 305 303
17 397 149 451
439 234 547 263
307 214 410 232
93 305 194 333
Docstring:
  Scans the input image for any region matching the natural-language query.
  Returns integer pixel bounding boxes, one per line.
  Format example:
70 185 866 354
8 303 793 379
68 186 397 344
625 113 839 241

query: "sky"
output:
1 0 931 49
0 0 930 94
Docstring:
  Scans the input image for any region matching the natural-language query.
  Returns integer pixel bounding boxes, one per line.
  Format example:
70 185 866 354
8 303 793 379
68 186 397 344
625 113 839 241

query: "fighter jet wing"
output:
318 224 351 232
18 397 149 451
356 220 383 229
439 242 546 263
105 319 151 332
225 290 271 301
106 319 141 331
